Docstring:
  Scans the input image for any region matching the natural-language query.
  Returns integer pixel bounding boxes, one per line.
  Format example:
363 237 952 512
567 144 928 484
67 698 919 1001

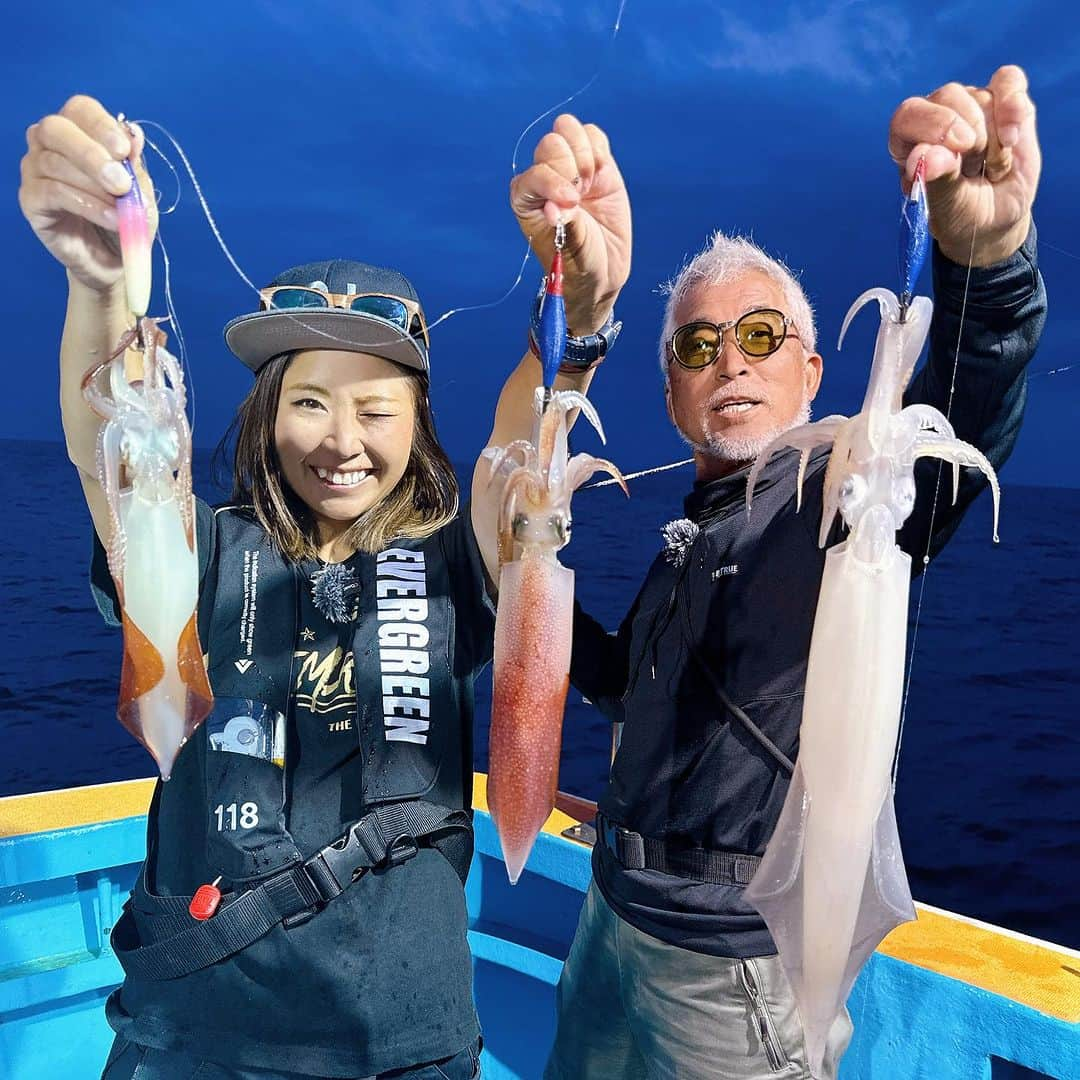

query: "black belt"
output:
115 800 469 981
597 813 760 887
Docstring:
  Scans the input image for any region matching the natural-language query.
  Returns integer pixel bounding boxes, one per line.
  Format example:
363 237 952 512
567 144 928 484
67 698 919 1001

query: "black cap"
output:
224 259 429 374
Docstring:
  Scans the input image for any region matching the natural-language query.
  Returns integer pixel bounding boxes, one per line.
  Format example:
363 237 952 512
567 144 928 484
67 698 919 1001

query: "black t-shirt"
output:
90 499 495 1076
288 557 367 850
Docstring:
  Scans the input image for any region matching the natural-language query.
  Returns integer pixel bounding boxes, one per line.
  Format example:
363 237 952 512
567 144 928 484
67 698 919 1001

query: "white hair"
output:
658 232 817 378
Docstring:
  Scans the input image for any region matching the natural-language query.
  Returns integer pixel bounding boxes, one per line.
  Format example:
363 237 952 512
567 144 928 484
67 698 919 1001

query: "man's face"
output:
665 271 823 479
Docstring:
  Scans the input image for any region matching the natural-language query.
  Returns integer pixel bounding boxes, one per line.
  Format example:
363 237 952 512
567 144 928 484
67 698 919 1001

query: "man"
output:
510 67 1046 1079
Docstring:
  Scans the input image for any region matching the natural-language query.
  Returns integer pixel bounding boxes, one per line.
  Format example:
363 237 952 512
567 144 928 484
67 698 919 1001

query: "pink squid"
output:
485 389 626 883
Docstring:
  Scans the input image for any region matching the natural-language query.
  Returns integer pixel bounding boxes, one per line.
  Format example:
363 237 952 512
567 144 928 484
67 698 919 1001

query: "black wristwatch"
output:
529 282 622 372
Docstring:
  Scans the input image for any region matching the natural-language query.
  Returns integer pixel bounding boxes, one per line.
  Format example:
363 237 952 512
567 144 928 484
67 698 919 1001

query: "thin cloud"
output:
640 2 915 87
254 0 613 89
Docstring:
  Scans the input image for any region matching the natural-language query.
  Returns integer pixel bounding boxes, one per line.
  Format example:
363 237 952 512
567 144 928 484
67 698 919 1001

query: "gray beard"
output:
680 398 813 467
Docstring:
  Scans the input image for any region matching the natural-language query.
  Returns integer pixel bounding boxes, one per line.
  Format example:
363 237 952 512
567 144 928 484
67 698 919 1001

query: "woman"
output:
18 96 630 1078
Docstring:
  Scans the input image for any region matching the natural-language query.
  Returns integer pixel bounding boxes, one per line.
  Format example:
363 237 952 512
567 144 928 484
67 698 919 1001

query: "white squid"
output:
80 132 213 780
743 288 1000 1076
82 321 213 781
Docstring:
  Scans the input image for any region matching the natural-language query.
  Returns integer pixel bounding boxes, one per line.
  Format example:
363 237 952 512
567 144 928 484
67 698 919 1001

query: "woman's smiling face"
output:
273 349 417 546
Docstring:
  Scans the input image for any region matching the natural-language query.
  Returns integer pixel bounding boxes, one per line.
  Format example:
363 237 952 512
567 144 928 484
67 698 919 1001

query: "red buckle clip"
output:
189 877 223 921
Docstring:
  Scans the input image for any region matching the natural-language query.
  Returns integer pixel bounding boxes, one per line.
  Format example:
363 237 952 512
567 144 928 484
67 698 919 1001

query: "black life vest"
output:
113 505 473 981
193 504 469 883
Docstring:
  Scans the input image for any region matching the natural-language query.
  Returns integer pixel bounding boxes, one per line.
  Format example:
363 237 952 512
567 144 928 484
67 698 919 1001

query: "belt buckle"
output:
310 825 368 898
598 816 622 852
611 823 646 871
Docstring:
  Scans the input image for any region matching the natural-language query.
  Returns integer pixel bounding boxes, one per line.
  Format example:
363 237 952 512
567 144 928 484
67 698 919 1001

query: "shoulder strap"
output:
676 572 795 776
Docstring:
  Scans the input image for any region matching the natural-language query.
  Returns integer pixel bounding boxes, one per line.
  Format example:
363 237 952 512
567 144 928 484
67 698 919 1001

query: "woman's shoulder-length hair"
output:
217 351 459 560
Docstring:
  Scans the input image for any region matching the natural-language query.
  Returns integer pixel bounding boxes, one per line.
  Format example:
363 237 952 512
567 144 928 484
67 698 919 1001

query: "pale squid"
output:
743 160 1000 1077
81 132 213 780
484 389 626 884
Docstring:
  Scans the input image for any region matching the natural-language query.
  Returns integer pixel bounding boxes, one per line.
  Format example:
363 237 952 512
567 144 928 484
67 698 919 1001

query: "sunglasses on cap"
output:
258 286 430 350
670 308 801 370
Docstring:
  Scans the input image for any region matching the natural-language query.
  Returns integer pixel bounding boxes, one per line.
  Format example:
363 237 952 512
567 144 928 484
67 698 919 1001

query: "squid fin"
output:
178 611 214 736
117 611 169 772
118 611 166 708
747 772 915 1079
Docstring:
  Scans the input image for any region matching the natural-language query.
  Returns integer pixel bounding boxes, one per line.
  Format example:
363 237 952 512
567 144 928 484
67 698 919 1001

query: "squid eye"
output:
549 515 571 542
839 474 868 507
893 476 916 511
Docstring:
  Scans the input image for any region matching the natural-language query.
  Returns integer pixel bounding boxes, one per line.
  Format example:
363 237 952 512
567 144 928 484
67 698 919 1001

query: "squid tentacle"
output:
565 454 628 497
747 420 846 517
818 450 844 548
534 386 606 442
99 418 127 588
485 440 536 483
904 403 954 437
912 434 1001 541
837 287 900 351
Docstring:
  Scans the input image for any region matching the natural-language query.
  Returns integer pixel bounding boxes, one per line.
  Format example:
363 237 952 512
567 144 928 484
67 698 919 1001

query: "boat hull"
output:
1 777 1078 1078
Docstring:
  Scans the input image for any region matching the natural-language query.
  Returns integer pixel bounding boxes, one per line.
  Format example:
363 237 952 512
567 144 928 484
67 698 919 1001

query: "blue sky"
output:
5 0 1078 487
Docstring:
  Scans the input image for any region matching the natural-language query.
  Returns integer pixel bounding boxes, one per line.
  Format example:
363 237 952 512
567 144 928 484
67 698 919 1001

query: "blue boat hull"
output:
1 785 1078 1078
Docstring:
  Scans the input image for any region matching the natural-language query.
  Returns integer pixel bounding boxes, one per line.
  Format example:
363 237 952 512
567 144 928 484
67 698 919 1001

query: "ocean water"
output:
1 438 1078 948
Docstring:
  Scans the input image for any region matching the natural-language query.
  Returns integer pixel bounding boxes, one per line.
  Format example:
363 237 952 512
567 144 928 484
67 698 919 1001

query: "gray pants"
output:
544 883 852 1080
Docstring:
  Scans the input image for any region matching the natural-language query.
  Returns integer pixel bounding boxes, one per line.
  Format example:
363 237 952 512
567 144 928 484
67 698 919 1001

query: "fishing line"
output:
1040 238 1080 262
139 118 489 355
140 132 182 216
1019 239 1076 380
854 961 876 1077
510 0 627 175
135 120 260 298
156 229 194 429
1030 363 1077 377
128 0 629 353
424 247 534 333
584 456 693 489
399 0 627 333
893 163 985 786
